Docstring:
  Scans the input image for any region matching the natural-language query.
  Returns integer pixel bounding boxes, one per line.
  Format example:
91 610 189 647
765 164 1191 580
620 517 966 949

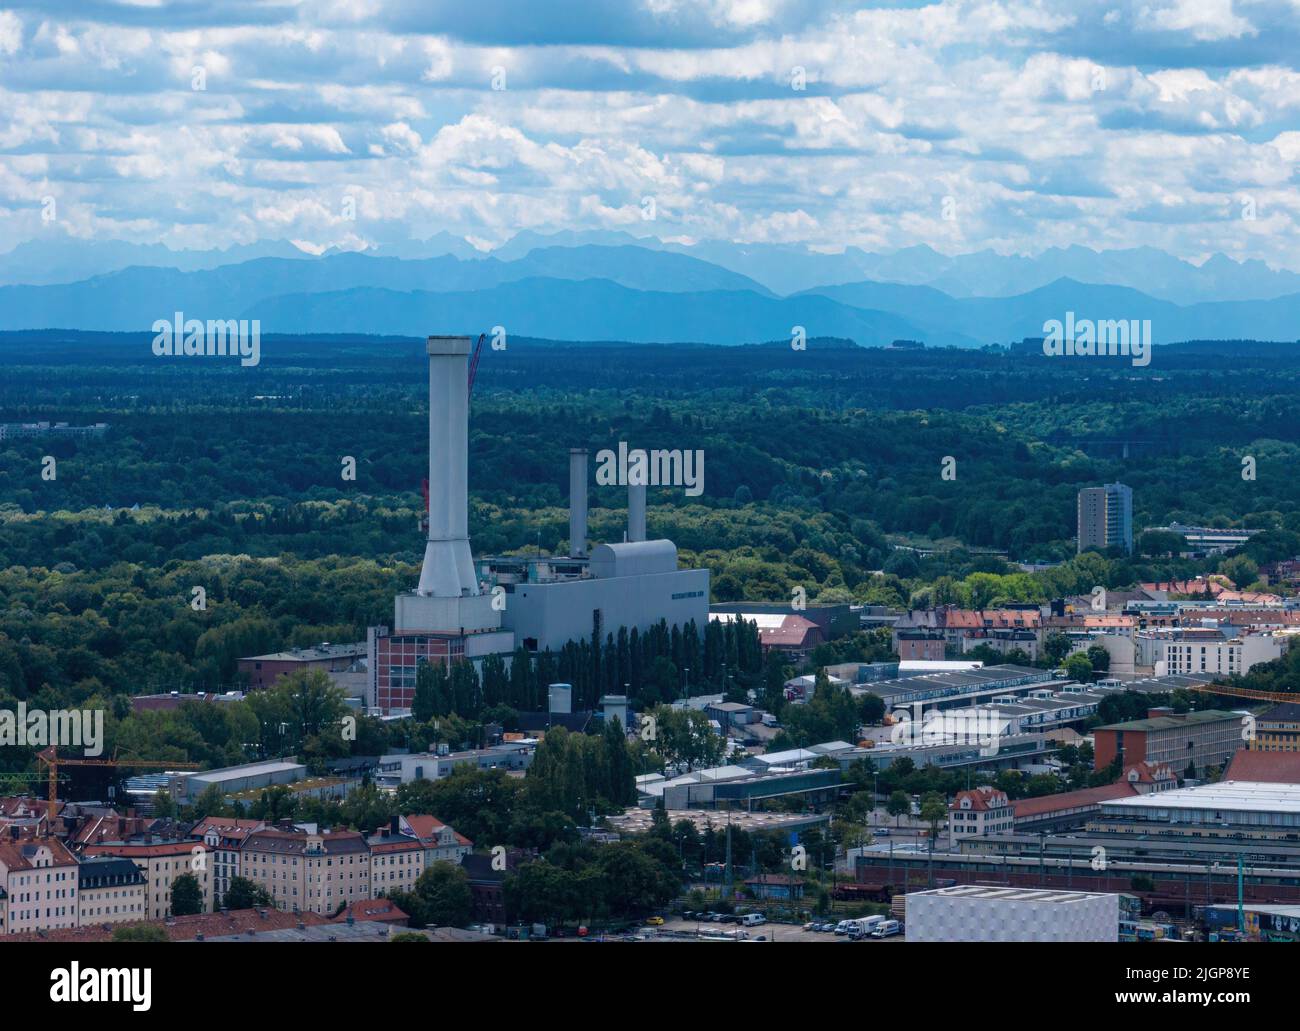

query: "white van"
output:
740 913 767 927
871 919 901 938
834 920 855 935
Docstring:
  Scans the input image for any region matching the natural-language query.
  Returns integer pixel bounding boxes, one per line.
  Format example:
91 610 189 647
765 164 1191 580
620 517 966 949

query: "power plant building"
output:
366 335 709 713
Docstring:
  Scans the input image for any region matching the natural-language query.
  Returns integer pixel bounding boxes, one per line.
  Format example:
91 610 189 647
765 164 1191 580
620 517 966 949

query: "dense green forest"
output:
2 331 1299 787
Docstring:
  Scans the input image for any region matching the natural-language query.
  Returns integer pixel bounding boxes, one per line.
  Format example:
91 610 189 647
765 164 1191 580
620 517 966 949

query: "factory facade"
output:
366 336 709 714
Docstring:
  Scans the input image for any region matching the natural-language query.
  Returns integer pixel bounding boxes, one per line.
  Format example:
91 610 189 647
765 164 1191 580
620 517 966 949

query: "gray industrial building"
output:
169 758 306 803
493 538 707 652
374 742 534 789
906 885 1119 942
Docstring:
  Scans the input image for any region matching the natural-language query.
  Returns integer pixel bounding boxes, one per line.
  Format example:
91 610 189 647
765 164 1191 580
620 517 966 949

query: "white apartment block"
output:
1150 630 1283 678
77 856 147 926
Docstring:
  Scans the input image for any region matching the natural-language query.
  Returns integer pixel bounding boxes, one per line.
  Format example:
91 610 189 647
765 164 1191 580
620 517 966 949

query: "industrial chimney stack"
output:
569 448 588 558
417 336 480 598
628 482 647 543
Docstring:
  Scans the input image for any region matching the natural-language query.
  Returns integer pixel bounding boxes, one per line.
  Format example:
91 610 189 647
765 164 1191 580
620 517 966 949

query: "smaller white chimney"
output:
628 483 646 543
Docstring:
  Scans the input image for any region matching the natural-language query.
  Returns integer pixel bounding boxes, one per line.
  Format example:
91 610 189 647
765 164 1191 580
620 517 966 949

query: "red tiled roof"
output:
331 900 409 925
1224 749 1300 784
0 908 332 943
400 814 446 837
1142 577 1228 596
940 609 1042 629
401 814 474 847
0 834 77 871
82 839 196 858
1011 781 1138 819
368 835 424 854
190 817 265 836
1124 761 1174 784
758 616 821 648
1216 590 1283 605
950 787 1007 812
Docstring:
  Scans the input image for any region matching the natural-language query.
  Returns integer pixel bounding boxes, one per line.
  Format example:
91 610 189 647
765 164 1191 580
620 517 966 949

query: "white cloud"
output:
0 0 1294 269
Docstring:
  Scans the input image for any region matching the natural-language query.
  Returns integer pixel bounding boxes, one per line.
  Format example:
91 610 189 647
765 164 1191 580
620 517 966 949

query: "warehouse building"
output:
169 759 306 804
905 885 1119 942
1097 779 1300 833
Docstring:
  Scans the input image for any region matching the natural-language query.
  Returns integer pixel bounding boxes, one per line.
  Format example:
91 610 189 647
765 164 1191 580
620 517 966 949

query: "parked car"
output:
646 916 665 926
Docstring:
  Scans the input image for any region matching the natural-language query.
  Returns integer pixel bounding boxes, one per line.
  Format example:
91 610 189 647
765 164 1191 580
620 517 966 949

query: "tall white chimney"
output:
628 482 647 543
569 448 588 558
417 336 479 598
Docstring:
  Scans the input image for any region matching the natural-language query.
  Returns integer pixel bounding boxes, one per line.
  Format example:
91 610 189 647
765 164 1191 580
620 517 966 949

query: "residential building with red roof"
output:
82 834 215 920
1122 761 1177 793
195 818 267 905
0 831 80 936
400 814 473 865
368 820 426 898
947 786 1012 845
239 826 370 916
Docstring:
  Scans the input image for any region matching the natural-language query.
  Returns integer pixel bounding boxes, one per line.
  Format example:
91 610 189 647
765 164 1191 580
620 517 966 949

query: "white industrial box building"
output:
905 885 1119 942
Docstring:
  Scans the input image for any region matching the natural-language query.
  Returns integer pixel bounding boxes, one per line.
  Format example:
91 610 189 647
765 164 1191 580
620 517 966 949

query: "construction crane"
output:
467 331 486 394
1188 683 1300 704
37 746 199 814
421 331 486 534
0 770 66 796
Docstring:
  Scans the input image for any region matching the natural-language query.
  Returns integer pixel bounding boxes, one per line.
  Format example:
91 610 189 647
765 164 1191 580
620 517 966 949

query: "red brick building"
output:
237 642 366 691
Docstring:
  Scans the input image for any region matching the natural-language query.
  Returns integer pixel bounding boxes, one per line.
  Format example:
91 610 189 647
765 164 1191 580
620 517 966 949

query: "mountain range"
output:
0 230 1298 348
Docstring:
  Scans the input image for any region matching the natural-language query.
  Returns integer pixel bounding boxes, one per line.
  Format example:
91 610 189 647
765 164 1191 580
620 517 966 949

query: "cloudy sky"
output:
1 0 1298 267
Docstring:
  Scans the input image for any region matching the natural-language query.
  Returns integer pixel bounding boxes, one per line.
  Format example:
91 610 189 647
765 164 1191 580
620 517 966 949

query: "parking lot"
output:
650 916 904 942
